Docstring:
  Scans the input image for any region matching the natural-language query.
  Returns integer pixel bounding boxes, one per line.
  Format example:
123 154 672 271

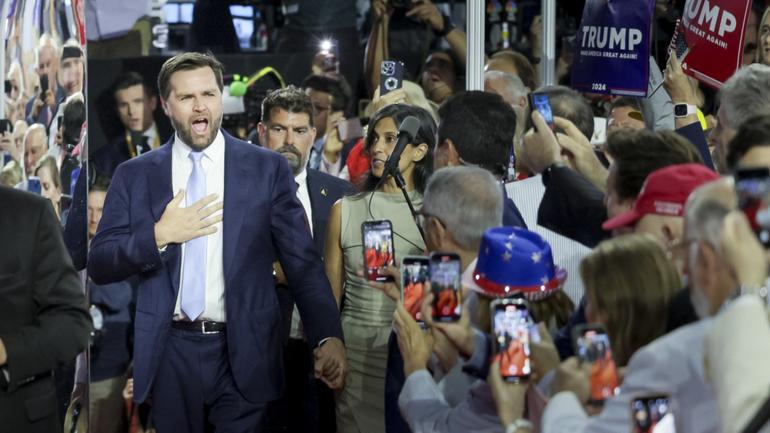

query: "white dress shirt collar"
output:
172 130 225 165
294 167 308 185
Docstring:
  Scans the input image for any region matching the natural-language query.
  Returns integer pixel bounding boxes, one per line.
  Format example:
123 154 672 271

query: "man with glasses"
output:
302 74 356 178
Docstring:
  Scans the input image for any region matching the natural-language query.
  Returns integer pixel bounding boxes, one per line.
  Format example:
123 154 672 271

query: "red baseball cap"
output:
602 163 719 230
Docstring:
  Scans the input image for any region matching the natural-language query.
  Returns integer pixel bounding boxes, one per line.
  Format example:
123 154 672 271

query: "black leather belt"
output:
171 320 226 334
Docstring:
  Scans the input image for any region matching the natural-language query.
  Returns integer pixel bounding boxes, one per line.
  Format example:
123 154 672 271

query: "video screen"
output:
402 258 429 322
363 221 394 282
633 396 676 433
430 255 461 321
494 304 531 380
576 329 620 402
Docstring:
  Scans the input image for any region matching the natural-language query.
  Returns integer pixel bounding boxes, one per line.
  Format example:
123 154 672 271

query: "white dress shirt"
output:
506 177 590 305
172 131 226 322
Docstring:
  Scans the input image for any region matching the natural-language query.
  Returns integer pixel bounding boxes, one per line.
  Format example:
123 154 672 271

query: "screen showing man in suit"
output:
88 52 346 433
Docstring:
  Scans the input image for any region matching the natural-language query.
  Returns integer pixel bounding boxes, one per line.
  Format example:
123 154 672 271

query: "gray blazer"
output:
542 319 721 433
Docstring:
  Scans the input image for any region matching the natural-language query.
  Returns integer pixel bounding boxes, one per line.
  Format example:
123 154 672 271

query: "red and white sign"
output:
680 0 752 88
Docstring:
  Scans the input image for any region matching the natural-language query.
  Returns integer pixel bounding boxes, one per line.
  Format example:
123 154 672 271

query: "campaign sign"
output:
680 0 752 88
571 0 655 97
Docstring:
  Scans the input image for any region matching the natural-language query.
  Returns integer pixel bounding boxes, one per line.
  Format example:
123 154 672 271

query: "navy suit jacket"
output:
88 131 344 404
306 169 353 253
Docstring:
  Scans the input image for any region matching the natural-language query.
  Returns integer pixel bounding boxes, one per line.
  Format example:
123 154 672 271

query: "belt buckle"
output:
201 321 218 334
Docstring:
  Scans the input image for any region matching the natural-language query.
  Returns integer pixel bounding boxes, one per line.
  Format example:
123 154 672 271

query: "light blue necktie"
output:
181 151 207 320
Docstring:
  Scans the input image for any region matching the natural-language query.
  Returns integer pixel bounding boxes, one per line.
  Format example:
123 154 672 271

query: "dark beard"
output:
172 114 222 151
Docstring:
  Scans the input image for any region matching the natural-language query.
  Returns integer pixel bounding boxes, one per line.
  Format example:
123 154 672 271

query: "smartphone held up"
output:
491 298 531 382
362 220 396 282
573 324 620 404
429 252 462 322
401 256 429 325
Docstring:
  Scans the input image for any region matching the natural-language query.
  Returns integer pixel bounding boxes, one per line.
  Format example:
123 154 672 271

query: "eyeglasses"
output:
416 208 445 230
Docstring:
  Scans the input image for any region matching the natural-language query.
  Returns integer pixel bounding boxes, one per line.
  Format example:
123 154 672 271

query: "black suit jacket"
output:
277 169 352 343
538 165 609 248
0 187 91 430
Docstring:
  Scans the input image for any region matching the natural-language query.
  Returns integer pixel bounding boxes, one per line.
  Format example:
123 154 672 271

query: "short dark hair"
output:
113 72 149 100
90 172 111 193
489 50 537 92
438 91 517 177
261 85 315 127
726 114 770 170
538 85 595 139
605 129 703 201
361 104 436 194
302 74 351 113
610 97 643 114
157 52 224 100
62 97 86 145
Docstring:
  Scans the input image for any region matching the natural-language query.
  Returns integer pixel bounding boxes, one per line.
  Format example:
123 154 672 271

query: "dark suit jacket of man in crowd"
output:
0 186 92 432
88 131 344 405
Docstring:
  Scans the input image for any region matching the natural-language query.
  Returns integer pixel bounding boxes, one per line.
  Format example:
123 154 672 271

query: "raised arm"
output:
365 0 392 97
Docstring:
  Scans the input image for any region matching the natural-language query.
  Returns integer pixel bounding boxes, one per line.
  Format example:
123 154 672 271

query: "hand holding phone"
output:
735 167 770 246
573 324 619 404
380 60 405 97
429 252 462 322
363 220 396 282
401 256 429 324
528 92 555 132
491 299 531 382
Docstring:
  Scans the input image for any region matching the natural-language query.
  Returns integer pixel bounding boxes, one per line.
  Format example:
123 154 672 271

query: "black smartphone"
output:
669 19 690 62
0 119 12 135
4 80 11 96
380 60 405 97
39 74 49 97
362 220 395 282
491 298 531 382
572 324 620 405
56 115 63 131
401 255 429 324
528 92 555 131
735 167 770 246
632 394 677 433
27 176 41 195
429 252 462 322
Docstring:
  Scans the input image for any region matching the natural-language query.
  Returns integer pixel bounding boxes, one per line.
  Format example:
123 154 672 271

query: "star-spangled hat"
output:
472 226 567 300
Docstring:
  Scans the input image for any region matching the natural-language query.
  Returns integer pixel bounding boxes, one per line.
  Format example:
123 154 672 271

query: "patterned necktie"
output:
181 151 207 320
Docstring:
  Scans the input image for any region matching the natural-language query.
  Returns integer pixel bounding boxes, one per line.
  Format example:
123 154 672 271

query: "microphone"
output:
383 116 421 178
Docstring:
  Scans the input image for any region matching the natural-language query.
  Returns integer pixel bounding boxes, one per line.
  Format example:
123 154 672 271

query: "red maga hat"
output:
602 163 719 231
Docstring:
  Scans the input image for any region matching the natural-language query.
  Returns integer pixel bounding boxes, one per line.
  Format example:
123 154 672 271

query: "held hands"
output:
154 190 223 249
314 337 349 390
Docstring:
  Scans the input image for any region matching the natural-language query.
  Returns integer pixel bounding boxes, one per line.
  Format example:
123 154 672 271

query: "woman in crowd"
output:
759 6 770 66
325 103 435 433
580 233 681 366
34 154 62 220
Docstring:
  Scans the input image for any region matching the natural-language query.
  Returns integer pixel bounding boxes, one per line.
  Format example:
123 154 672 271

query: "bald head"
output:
684 177 736 246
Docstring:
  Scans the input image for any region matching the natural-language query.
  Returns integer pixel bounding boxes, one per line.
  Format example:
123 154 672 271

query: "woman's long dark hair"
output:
358 103 436 194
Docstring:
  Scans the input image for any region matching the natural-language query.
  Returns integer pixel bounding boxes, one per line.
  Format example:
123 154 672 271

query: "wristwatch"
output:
506 419 534 433
673 103 697 118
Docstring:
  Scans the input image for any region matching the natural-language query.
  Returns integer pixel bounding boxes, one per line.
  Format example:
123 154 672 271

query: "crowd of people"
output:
3 0 770 432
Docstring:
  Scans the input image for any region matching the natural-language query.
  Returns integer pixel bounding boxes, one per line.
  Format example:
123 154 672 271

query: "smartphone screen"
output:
429 252 462 322
0 119 12 135
380 60 405 97
735 167 770 246
529 92 555 130
492 299 531 381
574 326 620 404
632 395 677 433
27 176 41 195
362 220 395 282
401 256 429 324
39 75 49 96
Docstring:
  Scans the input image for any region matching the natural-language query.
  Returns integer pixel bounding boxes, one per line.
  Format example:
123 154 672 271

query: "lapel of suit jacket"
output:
147 139 182 296
306 170 321 236
223 132 251 281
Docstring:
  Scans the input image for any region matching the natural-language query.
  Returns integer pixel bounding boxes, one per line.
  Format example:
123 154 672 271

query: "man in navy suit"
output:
88 52 347 432
257 86 351 433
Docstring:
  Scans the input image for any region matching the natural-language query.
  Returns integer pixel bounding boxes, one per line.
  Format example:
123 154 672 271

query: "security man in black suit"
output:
0 186 92 431
257 86 352 433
